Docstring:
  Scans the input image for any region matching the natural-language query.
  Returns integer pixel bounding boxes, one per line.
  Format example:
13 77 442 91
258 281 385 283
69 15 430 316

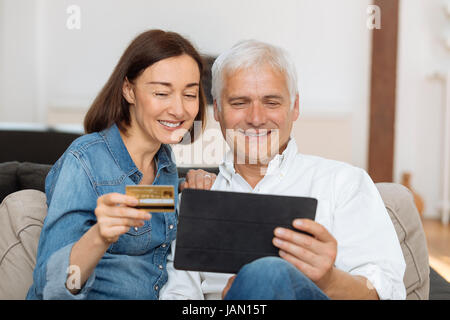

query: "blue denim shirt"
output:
26 124 179 299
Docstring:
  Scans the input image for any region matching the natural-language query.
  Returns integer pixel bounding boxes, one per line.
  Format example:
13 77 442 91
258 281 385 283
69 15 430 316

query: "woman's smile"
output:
158 119 185 130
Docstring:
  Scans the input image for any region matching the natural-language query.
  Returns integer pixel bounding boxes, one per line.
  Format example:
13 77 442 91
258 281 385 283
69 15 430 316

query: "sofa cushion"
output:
0 162 20 203
17 162 51 192
376 183 430 300
0 190 47 299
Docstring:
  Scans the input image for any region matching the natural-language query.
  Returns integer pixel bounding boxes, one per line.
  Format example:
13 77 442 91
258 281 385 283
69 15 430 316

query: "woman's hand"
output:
180 169 217 191
222 275 236 299
94 193 152 244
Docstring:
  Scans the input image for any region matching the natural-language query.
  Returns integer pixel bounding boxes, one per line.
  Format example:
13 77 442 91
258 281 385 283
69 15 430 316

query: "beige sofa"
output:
0 183 430 300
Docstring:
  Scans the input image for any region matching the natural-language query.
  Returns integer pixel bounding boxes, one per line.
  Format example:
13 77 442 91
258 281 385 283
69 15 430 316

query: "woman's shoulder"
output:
45 130 120 195
65 132 105 156
48 131 112 179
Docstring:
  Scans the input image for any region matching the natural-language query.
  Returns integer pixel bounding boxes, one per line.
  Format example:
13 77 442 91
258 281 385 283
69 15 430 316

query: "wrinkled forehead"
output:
222 64 289 95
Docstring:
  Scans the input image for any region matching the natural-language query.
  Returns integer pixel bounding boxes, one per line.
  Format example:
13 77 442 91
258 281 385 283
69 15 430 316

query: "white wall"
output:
0 0 39 122
0 0 372 168
395 0 450 219
41 0 371 116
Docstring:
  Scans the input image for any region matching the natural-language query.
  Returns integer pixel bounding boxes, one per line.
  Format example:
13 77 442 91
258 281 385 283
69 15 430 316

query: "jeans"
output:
224 257 330 300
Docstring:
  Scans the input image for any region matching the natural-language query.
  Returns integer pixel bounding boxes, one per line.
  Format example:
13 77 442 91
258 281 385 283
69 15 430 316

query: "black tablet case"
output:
174 189 317 274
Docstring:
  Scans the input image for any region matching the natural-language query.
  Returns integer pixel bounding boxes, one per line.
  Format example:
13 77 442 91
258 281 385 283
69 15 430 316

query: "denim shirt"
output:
26 124 179 299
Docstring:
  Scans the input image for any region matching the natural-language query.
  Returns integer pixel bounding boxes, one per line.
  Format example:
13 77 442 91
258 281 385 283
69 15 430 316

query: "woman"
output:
26 29 214 299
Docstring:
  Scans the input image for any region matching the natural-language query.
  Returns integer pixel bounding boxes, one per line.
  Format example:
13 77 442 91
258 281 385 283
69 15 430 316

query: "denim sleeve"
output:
178 177 186 189
42 243 96 299
29 151 99 300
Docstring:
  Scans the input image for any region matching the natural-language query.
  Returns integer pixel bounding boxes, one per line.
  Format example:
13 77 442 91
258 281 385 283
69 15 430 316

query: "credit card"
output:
125 185 175 213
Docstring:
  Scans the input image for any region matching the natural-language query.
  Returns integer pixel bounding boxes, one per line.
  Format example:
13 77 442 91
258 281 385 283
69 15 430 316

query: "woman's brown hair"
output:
84 29 206 142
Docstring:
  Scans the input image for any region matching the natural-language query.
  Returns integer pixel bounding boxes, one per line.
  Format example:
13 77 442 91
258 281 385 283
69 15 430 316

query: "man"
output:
160 40 406 300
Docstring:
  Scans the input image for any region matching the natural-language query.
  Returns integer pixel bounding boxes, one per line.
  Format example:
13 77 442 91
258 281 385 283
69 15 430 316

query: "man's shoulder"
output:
295 153 364 177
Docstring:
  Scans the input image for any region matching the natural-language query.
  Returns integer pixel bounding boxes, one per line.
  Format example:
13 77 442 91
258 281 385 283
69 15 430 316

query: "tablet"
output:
174 188 317 274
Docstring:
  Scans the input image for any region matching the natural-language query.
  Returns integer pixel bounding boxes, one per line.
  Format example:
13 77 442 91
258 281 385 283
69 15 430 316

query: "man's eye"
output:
154 92 169 97
266 102 280 107
184 94 197 99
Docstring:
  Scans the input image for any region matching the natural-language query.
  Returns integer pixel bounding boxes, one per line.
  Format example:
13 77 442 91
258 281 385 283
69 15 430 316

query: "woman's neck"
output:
119 122 161 177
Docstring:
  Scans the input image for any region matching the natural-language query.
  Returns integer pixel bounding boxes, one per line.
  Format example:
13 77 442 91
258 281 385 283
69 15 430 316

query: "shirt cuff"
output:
43 243 96 300
349 263 406 300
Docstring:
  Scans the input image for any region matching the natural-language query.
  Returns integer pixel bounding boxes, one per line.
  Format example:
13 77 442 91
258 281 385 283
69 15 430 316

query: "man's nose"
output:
245 101 267 127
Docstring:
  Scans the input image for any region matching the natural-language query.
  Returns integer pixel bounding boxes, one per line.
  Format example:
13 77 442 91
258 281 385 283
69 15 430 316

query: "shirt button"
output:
169 224 174 230
134 227 138 231
158 265 163 270
161 243 167 248
154 285 159 291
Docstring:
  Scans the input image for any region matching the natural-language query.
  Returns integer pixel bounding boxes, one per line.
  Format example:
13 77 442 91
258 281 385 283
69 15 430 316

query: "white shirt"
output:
160 138 406 300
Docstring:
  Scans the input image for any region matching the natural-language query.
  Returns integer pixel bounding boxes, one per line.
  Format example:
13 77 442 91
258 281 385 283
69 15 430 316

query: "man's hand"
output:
272 219 337 292
180 169 217 191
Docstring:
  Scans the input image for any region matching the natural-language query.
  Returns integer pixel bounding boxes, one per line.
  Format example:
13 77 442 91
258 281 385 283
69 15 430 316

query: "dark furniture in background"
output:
0 129 81 165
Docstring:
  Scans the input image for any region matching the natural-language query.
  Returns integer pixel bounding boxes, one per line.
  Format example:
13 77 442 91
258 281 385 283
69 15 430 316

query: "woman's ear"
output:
122 78 136 105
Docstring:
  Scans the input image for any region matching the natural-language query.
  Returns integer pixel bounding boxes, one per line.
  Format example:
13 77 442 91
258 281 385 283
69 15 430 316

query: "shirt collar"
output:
219 137 299 183
100 123 175 179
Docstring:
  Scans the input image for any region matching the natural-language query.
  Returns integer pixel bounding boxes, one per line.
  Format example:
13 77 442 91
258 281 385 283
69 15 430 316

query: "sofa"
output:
0 161 449 300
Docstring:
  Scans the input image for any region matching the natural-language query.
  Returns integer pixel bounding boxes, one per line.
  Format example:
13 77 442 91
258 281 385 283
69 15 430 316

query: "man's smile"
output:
236 128 273 138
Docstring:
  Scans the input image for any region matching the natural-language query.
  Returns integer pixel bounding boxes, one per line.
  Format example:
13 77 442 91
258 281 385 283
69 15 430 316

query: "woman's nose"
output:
167 95 185 118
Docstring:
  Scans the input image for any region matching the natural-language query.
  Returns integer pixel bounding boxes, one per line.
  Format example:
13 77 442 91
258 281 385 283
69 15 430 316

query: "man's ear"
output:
213 100 220 122
292 93 300 121
122 78 136 105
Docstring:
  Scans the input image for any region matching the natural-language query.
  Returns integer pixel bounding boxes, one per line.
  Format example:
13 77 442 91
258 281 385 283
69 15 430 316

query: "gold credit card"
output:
125 185 175 213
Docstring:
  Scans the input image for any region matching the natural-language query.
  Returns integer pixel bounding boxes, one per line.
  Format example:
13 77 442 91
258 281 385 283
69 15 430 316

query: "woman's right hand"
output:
94 193 152 244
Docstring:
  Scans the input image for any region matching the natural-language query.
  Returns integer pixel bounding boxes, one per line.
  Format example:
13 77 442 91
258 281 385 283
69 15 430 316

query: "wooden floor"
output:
422 218 450 282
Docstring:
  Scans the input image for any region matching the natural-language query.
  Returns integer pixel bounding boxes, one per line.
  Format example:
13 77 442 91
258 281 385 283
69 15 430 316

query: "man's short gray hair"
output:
211 40 298 110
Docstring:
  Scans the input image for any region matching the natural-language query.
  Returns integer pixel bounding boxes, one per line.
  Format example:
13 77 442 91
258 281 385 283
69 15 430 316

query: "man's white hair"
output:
211 40 298 110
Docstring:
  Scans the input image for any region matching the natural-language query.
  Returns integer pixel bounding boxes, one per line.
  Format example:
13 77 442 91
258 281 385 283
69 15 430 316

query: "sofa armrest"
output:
0 190 47 299
376 183 430 300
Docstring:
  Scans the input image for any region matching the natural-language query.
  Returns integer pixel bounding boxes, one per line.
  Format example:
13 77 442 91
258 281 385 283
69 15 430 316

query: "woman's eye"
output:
184 94 197 99
154 92 169 97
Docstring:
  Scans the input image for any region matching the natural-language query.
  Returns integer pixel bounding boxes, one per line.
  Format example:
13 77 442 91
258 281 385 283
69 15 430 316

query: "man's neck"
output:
233 162 267 189
232 139 290 189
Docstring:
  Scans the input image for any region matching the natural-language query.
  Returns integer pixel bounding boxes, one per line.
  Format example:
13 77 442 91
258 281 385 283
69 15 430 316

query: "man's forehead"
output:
223 66 289 97
225 64 283 79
